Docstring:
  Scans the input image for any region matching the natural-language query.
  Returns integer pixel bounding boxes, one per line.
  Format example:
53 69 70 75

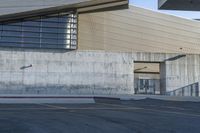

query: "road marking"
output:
161 106 186 110
37 103 67 109
37 103 142 110
97 102 142 109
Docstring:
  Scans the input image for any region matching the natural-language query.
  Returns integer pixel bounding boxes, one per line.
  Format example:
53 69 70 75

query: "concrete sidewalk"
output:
118 95 200 102
0 94 199 103
0 95 96 104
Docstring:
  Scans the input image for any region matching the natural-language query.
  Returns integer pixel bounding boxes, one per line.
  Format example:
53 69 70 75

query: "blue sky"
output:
129 0 200 19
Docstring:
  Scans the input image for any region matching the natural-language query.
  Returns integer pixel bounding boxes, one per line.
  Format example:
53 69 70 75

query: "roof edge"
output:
0 0 128 22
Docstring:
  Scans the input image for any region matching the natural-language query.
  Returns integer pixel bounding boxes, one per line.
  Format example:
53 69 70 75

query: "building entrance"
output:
135 79 157 94
134 62 161 95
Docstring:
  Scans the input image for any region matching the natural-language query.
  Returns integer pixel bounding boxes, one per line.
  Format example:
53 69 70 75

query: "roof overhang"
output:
158 0 200 11
0 0 128 22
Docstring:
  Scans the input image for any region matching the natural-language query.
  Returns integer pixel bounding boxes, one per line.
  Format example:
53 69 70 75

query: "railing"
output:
166 82 199 97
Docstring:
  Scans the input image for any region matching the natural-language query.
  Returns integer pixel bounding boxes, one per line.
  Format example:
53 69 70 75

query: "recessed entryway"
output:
134 61 161 95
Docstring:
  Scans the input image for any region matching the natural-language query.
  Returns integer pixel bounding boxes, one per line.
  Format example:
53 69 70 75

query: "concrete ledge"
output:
0 95 119 104
0 95 200 103
119 95 200 102
0 98 95 104
0 95 95 104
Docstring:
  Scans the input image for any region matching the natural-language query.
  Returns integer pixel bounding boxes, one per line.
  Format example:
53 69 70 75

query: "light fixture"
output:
134 66 147 72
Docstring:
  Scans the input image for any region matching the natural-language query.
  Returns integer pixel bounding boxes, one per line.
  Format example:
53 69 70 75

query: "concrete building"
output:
0 0 199 97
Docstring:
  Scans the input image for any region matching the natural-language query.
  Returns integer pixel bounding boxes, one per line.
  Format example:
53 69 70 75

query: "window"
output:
0 11 77 49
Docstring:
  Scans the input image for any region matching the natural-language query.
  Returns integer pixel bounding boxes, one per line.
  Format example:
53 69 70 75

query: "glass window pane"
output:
42 27 58 33
23 37 40 43
42 33 58 38
6 22 22 26
41 38 58 44
42 22 58 28
3 25 22 31
42 17 59 22
58 34 70 39
57 45 68 49
23 32 40 38
0 36 21 42
41 44 58 48
0 12 77 49
23 26 40 32
2 31 22 37
58 39 68 45
24 43 40 48
58 22 68 28
0 42 21 47
23 21 40 27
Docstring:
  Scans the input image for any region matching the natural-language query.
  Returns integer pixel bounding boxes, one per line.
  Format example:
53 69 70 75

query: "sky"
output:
129 0 200 20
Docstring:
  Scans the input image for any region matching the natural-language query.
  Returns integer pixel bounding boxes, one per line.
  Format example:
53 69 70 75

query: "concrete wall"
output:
134 53 200 94
165 54 200 91
0 48 198 96
0 48 134 95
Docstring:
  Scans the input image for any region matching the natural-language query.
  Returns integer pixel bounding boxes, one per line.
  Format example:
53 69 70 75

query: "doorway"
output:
134 62 161 95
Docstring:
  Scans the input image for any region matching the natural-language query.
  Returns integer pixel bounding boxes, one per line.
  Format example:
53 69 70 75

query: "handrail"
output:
166 82 199 97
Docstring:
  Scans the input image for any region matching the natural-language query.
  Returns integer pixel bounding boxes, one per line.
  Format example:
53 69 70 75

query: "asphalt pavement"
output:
0 98 200 133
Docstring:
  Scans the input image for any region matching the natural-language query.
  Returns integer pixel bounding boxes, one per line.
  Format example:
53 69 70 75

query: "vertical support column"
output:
160 62 166 95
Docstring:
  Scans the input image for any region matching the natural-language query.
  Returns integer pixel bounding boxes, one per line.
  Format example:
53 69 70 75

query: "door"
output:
135 79 156 94
134 62 161 95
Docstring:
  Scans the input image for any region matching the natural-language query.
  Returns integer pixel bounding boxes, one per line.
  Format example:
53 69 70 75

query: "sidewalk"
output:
0 94 199 103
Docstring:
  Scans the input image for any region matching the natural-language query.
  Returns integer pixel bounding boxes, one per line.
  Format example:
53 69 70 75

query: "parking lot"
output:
0 98 200 133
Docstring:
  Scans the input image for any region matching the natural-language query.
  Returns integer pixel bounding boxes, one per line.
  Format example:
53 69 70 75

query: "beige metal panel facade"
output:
78 5 200 54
